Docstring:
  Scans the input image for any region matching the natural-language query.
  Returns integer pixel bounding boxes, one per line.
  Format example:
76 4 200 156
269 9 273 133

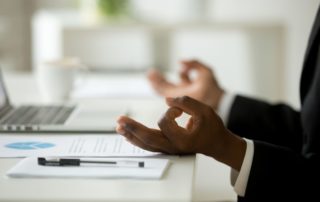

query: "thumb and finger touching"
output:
161 96 206 142
166 96 204 117
158 106 188 143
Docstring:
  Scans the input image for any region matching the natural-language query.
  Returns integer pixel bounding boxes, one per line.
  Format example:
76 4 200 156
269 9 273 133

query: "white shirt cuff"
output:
216 92 254 197
230 138 254 197
216 92 236 124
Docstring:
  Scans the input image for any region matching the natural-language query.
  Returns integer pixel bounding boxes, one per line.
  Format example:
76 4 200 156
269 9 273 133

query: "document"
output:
6 157 170 180
0 134 159 158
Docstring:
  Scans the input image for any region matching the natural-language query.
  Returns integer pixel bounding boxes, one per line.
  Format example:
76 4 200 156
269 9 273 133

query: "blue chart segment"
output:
5 142 55 150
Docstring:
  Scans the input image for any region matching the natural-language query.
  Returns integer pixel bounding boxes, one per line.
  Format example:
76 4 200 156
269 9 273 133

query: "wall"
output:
0 0 76 72
207 0 320 107
1 0 320 107
0 0 32 71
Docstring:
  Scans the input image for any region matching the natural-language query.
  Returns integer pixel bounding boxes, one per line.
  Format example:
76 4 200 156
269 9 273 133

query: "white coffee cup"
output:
37 57 86 102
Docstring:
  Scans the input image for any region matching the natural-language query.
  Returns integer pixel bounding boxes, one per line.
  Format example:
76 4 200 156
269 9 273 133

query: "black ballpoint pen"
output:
37 157 145 168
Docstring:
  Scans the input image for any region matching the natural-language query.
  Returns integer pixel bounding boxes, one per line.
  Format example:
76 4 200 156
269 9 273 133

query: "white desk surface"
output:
0 71 237 202
0 156 194 202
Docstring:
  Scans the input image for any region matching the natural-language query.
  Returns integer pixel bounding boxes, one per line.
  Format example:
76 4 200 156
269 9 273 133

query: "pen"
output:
37 157 145 168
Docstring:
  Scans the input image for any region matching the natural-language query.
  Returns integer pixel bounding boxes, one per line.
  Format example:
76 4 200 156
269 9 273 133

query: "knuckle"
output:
178 95 191 104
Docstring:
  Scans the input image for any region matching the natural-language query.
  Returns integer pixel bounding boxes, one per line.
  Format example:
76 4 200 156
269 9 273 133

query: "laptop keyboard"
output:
0 106 75 125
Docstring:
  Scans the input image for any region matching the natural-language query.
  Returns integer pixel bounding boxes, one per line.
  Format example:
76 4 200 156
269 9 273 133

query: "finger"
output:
117 116 176 153
147 69 175 94
165 106 183 119
179 70 191 83
179 62 191 83
118 129 164 152
125 133 163 153
165 96 207 117
181 60 210 72
181 60 213 82
158 107 188 143
117 126 163 153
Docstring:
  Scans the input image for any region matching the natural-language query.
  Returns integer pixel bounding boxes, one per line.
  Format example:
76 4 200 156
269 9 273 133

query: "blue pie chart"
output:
5 142 55 150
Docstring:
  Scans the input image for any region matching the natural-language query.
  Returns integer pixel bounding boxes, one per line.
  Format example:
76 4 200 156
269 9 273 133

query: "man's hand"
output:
148 60 225 109
116 96 246 171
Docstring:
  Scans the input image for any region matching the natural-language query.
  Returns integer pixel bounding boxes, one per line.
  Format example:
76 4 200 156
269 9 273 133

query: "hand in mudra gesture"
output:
147 60 225 109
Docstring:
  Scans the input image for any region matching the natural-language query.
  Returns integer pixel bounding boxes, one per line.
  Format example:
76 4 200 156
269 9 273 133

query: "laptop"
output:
0 69 126 133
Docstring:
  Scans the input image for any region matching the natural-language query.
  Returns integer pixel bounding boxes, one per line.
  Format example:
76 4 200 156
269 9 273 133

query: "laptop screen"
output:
0 68 10 110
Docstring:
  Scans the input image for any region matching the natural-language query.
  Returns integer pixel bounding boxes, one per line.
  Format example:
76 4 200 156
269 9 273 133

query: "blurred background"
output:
0 0 319 108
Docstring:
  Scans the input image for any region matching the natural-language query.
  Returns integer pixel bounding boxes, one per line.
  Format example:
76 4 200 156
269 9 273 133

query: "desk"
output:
0 156 194 202
0 71 237 202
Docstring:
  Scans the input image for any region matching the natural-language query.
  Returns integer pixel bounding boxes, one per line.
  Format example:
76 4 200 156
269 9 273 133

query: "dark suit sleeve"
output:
227 95 303 151
237 140 319 201
227 96 319 201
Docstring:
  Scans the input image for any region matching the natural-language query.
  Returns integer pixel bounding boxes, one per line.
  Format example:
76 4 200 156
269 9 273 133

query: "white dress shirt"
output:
216 93 254 197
